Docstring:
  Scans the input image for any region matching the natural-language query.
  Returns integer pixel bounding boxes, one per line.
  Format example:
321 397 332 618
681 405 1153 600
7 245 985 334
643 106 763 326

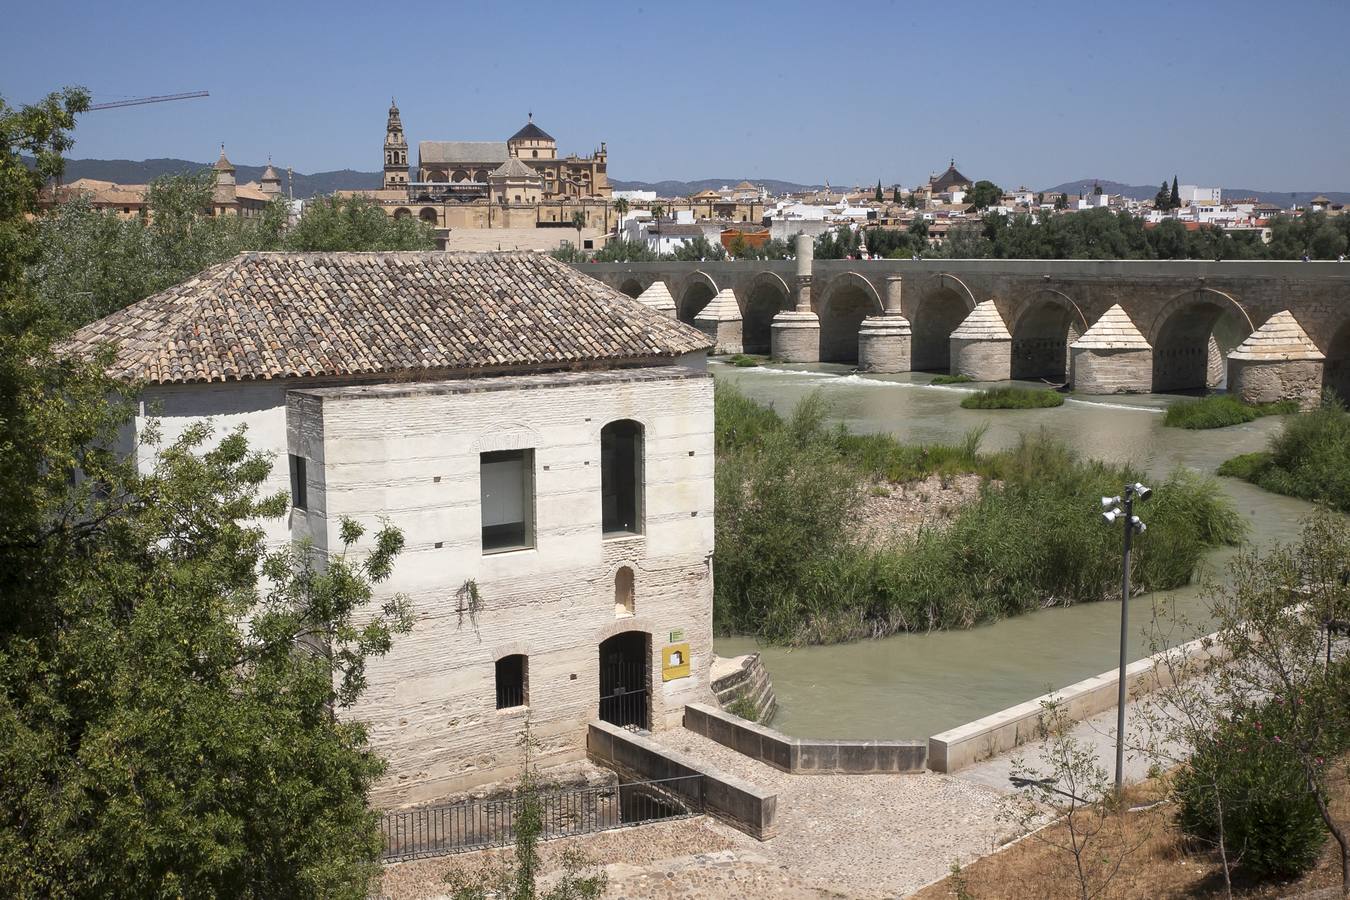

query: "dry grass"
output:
914 763 1350 900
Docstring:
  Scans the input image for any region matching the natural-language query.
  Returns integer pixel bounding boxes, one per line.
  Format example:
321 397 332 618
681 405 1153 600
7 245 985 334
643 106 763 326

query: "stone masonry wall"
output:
288 368 716 808
950 339 1011 381
1069 348 1154 394
1230 359 1325 408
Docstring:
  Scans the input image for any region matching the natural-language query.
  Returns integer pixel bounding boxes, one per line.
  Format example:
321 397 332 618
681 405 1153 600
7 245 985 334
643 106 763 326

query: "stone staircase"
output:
710 653 777 726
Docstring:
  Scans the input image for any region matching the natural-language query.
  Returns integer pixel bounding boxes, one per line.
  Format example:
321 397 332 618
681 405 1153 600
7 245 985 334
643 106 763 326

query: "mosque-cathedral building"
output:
356 101 615 241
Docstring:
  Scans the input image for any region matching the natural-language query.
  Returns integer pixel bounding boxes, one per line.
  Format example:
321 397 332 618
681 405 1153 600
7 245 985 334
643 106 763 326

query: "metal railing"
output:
379 774 704 862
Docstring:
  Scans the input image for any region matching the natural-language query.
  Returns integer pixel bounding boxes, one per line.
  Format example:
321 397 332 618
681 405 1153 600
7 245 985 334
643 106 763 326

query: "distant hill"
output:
1044 178 1350 207
38 157 383 199
610 178 825 197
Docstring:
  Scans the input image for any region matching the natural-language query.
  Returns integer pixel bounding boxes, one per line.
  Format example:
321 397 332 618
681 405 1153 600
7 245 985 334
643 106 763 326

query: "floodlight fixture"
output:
1102 508 1123 525
1131 482 1153 502
1131 516 1147 534
1101 495 1122 509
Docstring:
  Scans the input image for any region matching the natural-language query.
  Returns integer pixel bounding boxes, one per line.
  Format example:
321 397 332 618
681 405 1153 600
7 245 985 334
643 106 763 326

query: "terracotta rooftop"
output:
67 251 712 385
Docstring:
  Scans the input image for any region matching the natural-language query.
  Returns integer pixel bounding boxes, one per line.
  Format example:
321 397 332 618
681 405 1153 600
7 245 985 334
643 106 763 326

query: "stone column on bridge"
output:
635 281 677 319
771 233 821 363
694 288 744 355
1227 310 1325 409
1068 304 1153 393
949 300 1012 381
857 274 912 373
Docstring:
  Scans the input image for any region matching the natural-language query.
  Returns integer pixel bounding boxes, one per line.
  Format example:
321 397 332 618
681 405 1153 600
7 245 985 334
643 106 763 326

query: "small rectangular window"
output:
289 454 307 510
481 449 535 553
495 654 528 709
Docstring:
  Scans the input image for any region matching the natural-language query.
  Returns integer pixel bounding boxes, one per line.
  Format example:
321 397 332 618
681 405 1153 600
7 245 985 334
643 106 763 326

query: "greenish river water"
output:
711 362 1316 741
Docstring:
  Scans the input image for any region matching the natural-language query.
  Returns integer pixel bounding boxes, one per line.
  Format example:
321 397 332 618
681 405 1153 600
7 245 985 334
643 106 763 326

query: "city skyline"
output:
3 0 1347 191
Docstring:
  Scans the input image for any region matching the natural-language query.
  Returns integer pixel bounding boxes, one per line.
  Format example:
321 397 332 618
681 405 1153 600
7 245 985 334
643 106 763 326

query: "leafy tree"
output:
284 193 434 252
1054 192 1069 211
725 232 748 258
649 203 664 221
966 179 1004 210
589 237 658 263
1 87 413 898
1155 180 1170 210
670 234 725 261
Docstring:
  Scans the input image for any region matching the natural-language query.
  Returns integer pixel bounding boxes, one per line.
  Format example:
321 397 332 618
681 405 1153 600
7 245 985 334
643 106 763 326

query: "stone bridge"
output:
580 242 1350 404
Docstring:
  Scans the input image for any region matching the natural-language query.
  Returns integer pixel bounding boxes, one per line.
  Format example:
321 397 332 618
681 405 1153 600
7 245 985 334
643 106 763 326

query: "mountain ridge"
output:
31 158 1349 207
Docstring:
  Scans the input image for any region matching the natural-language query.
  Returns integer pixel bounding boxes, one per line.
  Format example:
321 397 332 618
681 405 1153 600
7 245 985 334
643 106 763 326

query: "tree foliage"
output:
966 179 1003 210
1 87 413 899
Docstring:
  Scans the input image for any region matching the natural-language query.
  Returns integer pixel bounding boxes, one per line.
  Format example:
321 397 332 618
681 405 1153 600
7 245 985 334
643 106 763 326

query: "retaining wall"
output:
710 653 778 725
684 703 927 774
586 720 777 839
927 631 1227 773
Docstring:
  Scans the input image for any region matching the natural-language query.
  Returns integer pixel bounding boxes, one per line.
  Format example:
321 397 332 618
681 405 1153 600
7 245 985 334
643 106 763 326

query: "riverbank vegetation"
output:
1162 395 1298 429
929 374 974 385
714 383 1243 644
960 387 1064 410
1219 398 1350 511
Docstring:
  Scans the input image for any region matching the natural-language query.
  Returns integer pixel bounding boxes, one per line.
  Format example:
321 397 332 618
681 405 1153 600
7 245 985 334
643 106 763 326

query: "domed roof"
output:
509 115 555 143
213 145 234 172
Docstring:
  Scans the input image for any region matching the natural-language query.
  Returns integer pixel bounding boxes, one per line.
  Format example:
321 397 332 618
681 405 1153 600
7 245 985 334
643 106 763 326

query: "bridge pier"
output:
771 235 821 363
1227 310 1325 409
1068 304 1153 394
636 281 677 319
949 300 1011 381
695 288 744 355
857 274 912 373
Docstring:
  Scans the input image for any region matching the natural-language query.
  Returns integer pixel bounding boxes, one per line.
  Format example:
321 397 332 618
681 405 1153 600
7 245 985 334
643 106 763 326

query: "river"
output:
711 362 1317 741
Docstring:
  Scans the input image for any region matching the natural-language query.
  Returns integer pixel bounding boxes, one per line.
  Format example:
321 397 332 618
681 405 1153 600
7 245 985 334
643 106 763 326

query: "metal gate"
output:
599 657 649 730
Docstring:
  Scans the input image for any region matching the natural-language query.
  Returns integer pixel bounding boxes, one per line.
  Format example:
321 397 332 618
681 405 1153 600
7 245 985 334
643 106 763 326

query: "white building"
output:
1180 185 1221 206
613 189 657 202
68 251 717 806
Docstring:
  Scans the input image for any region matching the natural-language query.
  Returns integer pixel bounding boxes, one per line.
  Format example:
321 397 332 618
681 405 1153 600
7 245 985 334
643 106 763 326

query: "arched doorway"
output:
911 288 971 372
743 277 789 354
619 278 643 299
1011 297 1081 382
678 281 717 325
393 207 412 220
598 631 649 729
1324 320 1350 402
1151 293 1253 393
818 274 883 364
419 207 439 224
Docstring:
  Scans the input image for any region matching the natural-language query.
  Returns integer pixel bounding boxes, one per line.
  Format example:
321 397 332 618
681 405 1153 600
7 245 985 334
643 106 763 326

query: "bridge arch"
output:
742 272 791 355
911 281 976 372
1149 288 1255 393
818 272 883 363
676 271 719 324
1323 315 1350 402
618 277 644 299
1009 289 1089 382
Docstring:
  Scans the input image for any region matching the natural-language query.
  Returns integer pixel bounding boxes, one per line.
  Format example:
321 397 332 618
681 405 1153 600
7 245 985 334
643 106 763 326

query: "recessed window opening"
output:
601 420 643 535
495 654 527 709
481 449 535 553
288 454 307 510
615 566 635 617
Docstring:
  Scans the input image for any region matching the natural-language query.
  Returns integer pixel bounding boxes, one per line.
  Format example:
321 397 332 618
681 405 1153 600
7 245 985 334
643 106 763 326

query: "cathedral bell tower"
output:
383 99 409 191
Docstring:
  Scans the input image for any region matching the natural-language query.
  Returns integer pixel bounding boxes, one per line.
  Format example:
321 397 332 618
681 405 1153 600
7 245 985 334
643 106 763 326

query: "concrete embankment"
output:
928 630 1227 773
709 653 777 724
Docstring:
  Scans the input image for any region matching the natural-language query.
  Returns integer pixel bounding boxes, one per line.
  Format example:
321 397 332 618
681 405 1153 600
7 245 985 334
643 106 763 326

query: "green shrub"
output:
1218 397 1350 510
960 387 1064 410
930 374 974 385
1175 699 1327 880
726 353 764 368
724 696 760 722
712 383 1245 644
1163 395 1298 429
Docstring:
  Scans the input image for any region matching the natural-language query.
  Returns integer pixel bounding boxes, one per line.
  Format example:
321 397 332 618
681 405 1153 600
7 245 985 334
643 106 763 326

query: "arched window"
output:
601 420 643 535
615 566 635 617
495 654 527 709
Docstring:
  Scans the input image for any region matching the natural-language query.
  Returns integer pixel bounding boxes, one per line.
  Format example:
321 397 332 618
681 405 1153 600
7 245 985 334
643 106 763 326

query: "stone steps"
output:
710 653 778 726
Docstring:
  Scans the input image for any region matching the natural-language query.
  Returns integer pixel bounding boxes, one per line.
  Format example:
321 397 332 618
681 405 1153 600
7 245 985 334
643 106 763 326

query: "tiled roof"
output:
66 251 712 385
490 158 538 178
419 141 508 165
508 120 555 143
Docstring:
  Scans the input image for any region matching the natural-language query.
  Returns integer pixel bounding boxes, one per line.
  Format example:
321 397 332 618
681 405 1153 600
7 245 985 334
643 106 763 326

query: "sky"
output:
4 0 1347 191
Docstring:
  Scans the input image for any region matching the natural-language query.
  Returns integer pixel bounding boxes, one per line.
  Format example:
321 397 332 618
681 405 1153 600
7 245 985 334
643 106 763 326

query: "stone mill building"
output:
67 251 717 806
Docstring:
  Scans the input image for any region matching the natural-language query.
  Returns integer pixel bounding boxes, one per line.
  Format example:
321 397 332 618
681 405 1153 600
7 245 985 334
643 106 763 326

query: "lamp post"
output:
1101 481 1151 793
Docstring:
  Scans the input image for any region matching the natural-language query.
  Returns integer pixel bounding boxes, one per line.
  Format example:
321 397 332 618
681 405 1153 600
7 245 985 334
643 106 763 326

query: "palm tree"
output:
650 203 665 222
612 197 629 238
571 209 587 252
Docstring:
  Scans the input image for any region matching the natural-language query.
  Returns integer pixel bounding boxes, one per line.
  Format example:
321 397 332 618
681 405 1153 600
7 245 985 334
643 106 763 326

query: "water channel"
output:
711 362 1318 741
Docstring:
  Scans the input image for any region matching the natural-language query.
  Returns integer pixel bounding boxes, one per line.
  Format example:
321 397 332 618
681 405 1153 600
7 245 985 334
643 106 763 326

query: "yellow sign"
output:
661 643 691 682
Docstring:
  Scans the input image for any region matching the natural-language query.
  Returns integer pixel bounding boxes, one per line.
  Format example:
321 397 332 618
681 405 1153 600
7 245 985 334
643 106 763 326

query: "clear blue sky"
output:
4 0 1346 191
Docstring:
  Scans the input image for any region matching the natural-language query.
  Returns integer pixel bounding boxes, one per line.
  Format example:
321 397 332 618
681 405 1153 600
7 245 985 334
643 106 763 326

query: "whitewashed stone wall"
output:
287 368 716 807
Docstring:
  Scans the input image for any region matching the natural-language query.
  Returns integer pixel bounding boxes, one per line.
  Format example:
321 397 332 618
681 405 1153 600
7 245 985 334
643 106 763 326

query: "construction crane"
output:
88 91 209 111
